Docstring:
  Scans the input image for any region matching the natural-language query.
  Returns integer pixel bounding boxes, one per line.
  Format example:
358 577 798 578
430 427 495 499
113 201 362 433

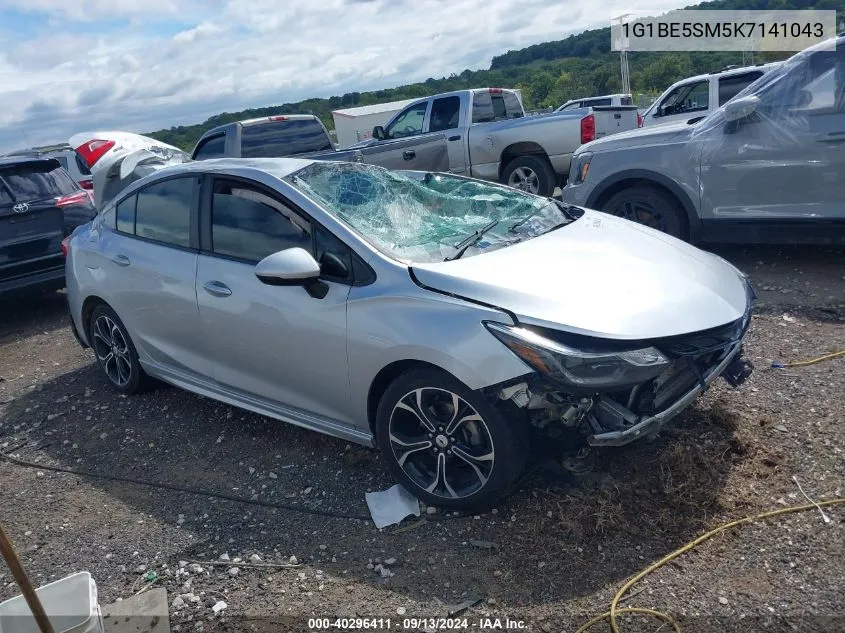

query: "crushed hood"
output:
69 131 190 209
410 210 749 340
579 120 695 153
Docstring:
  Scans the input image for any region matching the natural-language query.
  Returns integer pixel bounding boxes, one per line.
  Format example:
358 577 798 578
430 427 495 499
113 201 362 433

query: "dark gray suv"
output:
563 36 845 244
0 156 95 295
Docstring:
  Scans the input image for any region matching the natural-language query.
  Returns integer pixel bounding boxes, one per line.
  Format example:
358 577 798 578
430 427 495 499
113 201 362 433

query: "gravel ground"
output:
0 244 843 633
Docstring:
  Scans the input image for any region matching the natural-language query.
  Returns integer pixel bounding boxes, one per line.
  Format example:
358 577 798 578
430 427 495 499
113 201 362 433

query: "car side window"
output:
211 179 312 263
718 72 763 106
429 97 461 132
660 80 709 116
194 134 226 160
560 101 581 110
115 195 135 233
757 48 844 117
134 177 194 248
386 102 428 139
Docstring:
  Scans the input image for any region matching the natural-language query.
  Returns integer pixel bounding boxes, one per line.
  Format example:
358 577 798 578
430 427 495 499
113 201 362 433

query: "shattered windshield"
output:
285 162 580 263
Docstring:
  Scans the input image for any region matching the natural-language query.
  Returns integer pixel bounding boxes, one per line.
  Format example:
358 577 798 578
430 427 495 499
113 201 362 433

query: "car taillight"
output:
268 116 288 121
75 139 115 168
61 236 70 257
55 191 90 208
637 112 644 128
489 88 503 94
79 179 93 190
580 114 595 144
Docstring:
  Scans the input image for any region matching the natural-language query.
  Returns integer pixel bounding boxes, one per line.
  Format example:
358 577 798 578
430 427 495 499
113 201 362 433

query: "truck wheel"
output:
375 368 528 511
601 185 688 240
502 155 555 197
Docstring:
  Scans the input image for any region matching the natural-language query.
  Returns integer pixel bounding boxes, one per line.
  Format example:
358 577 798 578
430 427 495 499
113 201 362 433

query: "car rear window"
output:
240 119 333 158
0 162 77 203
473 91 523 123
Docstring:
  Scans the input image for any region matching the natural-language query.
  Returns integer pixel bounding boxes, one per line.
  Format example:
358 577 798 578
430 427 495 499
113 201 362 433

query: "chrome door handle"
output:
203 281 232 297
110 254 130 267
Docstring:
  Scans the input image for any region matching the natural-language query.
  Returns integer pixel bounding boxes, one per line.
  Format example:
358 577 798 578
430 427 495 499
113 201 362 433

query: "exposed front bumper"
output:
587 340 744 447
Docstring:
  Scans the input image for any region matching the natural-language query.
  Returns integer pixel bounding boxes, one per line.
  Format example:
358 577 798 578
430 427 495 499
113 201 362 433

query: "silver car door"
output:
359 135 449 172
195 176 354 424
700 45 845 226
93 175 206 377
425 95 466 174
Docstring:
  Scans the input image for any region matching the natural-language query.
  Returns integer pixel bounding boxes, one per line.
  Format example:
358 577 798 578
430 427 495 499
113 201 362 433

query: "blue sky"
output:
0 0 686 152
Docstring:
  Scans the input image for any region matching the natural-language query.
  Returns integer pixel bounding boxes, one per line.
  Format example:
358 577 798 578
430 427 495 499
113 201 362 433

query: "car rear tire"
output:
375 368 528 511
502 155 556 197
88 304 150 395
601 185 688 240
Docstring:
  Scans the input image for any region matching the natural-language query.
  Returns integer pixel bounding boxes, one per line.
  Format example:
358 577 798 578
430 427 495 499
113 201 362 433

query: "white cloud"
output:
0 0 689 151
2 0 210 22
173 22 222 44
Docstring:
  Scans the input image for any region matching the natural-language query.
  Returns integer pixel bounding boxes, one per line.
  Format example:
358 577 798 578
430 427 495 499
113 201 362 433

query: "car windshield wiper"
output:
508 199 580 233
445 220 499 261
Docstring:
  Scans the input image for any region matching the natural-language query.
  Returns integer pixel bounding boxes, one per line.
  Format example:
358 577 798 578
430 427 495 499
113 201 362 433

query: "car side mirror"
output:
255 247 320 285
724 95 759 123
255 248 329 298
373 125 386 140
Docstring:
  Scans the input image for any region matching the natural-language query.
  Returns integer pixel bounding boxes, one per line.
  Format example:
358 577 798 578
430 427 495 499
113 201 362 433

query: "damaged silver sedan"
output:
66 154 753 510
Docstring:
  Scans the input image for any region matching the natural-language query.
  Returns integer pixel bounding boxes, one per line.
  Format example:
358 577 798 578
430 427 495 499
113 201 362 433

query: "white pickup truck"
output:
356 88 640 196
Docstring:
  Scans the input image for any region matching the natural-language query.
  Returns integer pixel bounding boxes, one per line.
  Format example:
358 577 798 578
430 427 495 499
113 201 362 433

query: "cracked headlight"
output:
484 322 669 390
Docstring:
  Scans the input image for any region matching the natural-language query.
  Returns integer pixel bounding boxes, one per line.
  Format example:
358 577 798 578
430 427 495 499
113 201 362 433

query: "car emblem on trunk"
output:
12 202 29 214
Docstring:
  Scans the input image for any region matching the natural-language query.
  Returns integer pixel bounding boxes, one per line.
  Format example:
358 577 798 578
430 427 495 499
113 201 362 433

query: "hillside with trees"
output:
147 0 842 151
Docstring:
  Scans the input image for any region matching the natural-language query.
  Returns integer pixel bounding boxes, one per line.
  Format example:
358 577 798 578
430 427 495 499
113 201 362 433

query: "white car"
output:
556 94 633 111
640 62 782 128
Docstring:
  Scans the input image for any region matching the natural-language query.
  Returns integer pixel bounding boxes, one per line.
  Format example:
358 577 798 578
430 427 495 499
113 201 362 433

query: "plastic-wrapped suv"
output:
563 36 844 244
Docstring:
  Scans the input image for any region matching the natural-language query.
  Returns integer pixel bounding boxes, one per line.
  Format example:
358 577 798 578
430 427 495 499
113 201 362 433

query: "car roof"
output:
140 157 319 183
0 156 61 168
665 62 781 88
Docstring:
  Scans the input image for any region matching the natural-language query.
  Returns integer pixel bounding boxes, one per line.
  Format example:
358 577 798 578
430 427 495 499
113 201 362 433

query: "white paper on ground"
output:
365 484 421 529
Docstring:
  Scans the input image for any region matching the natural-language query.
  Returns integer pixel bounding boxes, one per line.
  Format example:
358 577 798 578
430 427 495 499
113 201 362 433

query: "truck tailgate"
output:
592 106 640 139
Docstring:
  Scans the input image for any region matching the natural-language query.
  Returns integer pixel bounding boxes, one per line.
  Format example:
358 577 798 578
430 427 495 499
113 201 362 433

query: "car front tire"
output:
88 304 150 395
376 368 528 511
601 185 687 240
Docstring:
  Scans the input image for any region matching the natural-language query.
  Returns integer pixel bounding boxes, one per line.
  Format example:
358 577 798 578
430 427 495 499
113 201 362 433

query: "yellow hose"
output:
773 349 845 368
576 498 845 633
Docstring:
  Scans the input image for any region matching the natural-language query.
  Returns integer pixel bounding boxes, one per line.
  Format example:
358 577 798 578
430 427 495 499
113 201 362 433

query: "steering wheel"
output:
402 125 417 135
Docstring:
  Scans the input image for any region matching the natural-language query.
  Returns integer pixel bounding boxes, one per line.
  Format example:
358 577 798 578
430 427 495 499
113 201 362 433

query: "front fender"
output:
586 168 702 241
346 290 532 431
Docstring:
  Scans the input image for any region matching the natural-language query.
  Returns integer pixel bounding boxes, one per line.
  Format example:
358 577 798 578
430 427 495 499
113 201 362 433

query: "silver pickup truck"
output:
354 88 640 196
190 114 450 173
